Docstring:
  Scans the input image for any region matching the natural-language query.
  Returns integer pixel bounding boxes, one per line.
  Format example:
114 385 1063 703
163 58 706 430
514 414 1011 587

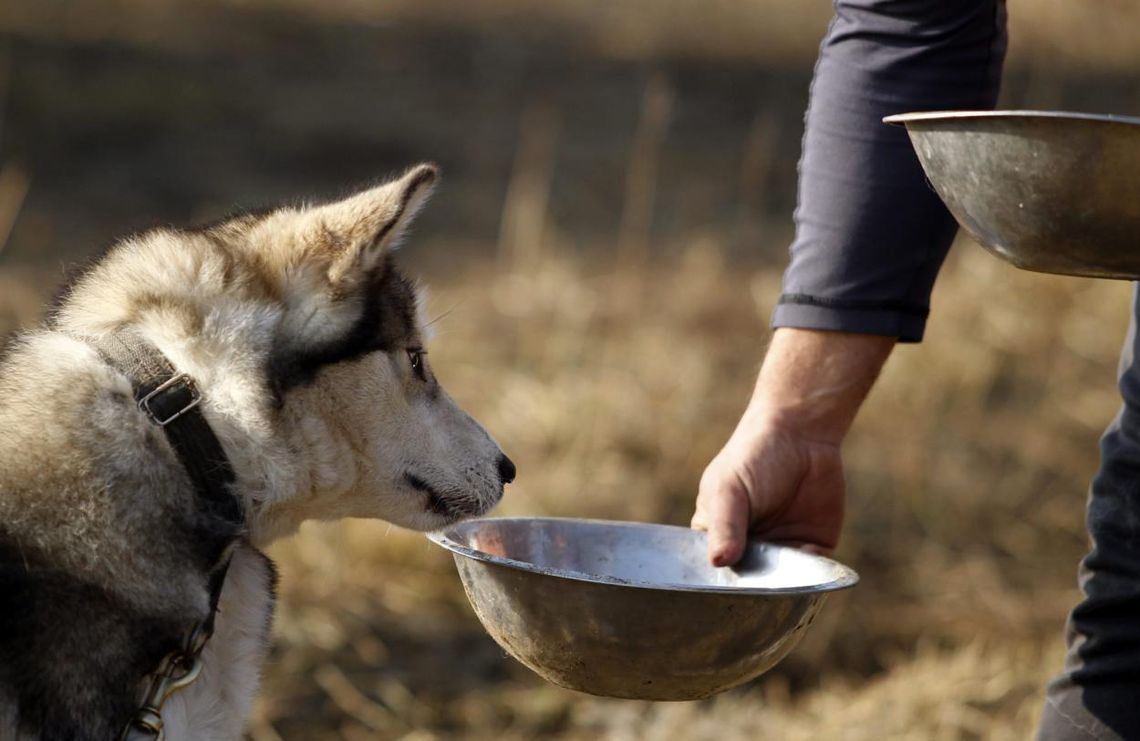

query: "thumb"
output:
701 479 751 568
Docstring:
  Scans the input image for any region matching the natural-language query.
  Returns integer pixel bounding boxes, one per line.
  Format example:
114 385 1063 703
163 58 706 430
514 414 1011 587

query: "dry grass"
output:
1 1 1136 734
249 0 1140 72
4 0 1140 72
1 235 1130 738
183 235 1129 737
568 639 1063 741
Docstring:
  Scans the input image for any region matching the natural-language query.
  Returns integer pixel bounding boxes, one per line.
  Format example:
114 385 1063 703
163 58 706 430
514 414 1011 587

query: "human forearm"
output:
693 329 894 564
744 328 896 446
695 1 1007 565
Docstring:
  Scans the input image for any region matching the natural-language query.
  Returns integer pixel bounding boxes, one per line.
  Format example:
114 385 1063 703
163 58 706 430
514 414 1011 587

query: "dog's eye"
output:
407 348 428 382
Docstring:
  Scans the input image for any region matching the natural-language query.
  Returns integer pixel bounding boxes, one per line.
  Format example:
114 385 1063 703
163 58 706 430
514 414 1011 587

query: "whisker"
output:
427 301 462 329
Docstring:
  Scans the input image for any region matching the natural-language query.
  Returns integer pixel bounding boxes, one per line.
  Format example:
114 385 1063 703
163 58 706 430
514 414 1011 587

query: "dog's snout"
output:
497 454 517 484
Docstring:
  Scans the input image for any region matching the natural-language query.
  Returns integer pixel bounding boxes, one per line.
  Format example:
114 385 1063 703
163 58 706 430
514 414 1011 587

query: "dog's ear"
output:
318 164 438 283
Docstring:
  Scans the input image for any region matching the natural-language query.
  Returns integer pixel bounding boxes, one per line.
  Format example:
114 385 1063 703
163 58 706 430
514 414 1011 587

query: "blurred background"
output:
3 1 1140 738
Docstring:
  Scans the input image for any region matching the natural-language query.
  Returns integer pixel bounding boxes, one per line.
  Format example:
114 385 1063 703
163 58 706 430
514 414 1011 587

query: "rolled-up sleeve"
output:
772 0 1008 342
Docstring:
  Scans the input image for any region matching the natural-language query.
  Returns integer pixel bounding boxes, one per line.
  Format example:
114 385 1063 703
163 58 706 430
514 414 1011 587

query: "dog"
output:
0 164 514 739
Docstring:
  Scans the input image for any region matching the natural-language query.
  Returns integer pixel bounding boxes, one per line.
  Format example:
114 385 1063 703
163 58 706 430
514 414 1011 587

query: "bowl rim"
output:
427 516 860 595
883 109 1140 128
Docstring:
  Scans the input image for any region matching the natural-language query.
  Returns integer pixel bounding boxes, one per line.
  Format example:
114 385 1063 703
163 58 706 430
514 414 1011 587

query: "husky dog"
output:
0 165 515 739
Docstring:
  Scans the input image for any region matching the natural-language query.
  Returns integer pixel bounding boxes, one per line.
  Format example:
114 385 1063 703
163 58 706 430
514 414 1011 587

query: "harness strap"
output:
73 331 244 740
90 331 243 529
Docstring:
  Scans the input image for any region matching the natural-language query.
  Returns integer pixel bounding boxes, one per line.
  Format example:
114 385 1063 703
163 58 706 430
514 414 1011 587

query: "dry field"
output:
3 0 1140 737
7 0 1139 71
3 234 1131 738
252 241 1129 740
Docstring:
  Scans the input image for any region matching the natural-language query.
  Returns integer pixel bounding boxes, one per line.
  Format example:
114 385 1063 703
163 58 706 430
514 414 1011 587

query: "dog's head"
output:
231 164 514 532
56 165 512 535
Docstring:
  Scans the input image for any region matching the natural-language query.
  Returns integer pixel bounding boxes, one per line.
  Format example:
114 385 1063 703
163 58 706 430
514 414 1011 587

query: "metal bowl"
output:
428 517 858 701
884 110 1140 279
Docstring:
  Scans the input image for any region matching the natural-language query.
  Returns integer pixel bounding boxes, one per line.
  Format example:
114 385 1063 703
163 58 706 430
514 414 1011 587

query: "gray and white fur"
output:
0 165 514 739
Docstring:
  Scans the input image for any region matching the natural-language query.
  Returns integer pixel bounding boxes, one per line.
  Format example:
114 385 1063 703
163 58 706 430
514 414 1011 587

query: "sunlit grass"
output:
258 239 1132 736
2 228 1129 737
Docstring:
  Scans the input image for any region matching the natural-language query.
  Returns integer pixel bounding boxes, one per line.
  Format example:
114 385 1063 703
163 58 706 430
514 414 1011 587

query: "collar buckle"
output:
138 374 201 427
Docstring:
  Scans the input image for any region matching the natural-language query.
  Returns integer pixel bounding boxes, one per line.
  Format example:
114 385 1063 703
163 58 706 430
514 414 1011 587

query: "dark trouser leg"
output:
1039 291 1140 740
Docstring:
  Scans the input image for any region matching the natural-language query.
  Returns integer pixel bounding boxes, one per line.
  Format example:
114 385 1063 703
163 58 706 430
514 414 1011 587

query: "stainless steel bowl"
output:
884 110 1140 279
428 517 858 701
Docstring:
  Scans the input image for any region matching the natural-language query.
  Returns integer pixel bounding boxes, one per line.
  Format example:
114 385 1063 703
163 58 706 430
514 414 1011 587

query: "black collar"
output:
86 330 245 553
78 330 243 739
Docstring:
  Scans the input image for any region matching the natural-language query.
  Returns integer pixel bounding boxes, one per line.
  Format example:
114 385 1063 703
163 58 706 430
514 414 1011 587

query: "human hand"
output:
693 414 845 566
692 328 894 566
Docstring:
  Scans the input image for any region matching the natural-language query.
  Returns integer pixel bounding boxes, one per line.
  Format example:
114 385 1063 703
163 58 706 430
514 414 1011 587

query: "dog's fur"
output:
0 165 513 739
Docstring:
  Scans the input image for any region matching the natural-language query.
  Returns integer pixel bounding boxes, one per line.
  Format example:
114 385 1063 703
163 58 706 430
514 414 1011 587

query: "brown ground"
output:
2 2 1139 738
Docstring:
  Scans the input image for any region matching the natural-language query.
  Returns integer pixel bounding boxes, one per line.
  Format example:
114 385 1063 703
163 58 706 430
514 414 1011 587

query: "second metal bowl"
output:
428 517 858 701
885 110 1140 280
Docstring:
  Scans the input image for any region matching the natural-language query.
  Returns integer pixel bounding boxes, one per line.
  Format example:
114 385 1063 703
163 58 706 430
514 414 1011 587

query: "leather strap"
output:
79 330 245 740
89 331 244 531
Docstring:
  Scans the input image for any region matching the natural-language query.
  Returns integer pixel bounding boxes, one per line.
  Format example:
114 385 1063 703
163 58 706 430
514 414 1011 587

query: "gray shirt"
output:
772 0 1008 342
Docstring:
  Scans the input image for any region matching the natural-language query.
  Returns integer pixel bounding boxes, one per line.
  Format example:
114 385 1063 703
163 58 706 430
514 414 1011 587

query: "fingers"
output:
693 474 750 568
769 539 834 559
693 424 846 567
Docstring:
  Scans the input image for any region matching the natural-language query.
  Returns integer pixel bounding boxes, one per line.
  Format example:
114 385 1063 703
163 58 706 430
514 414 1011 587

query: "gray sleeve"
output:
771 0 1008 342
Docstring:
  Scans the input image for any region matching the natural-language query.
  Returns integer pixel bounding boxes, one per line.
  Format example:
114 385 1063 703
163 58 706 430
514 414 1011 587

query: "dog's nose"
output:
497 454 517 484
